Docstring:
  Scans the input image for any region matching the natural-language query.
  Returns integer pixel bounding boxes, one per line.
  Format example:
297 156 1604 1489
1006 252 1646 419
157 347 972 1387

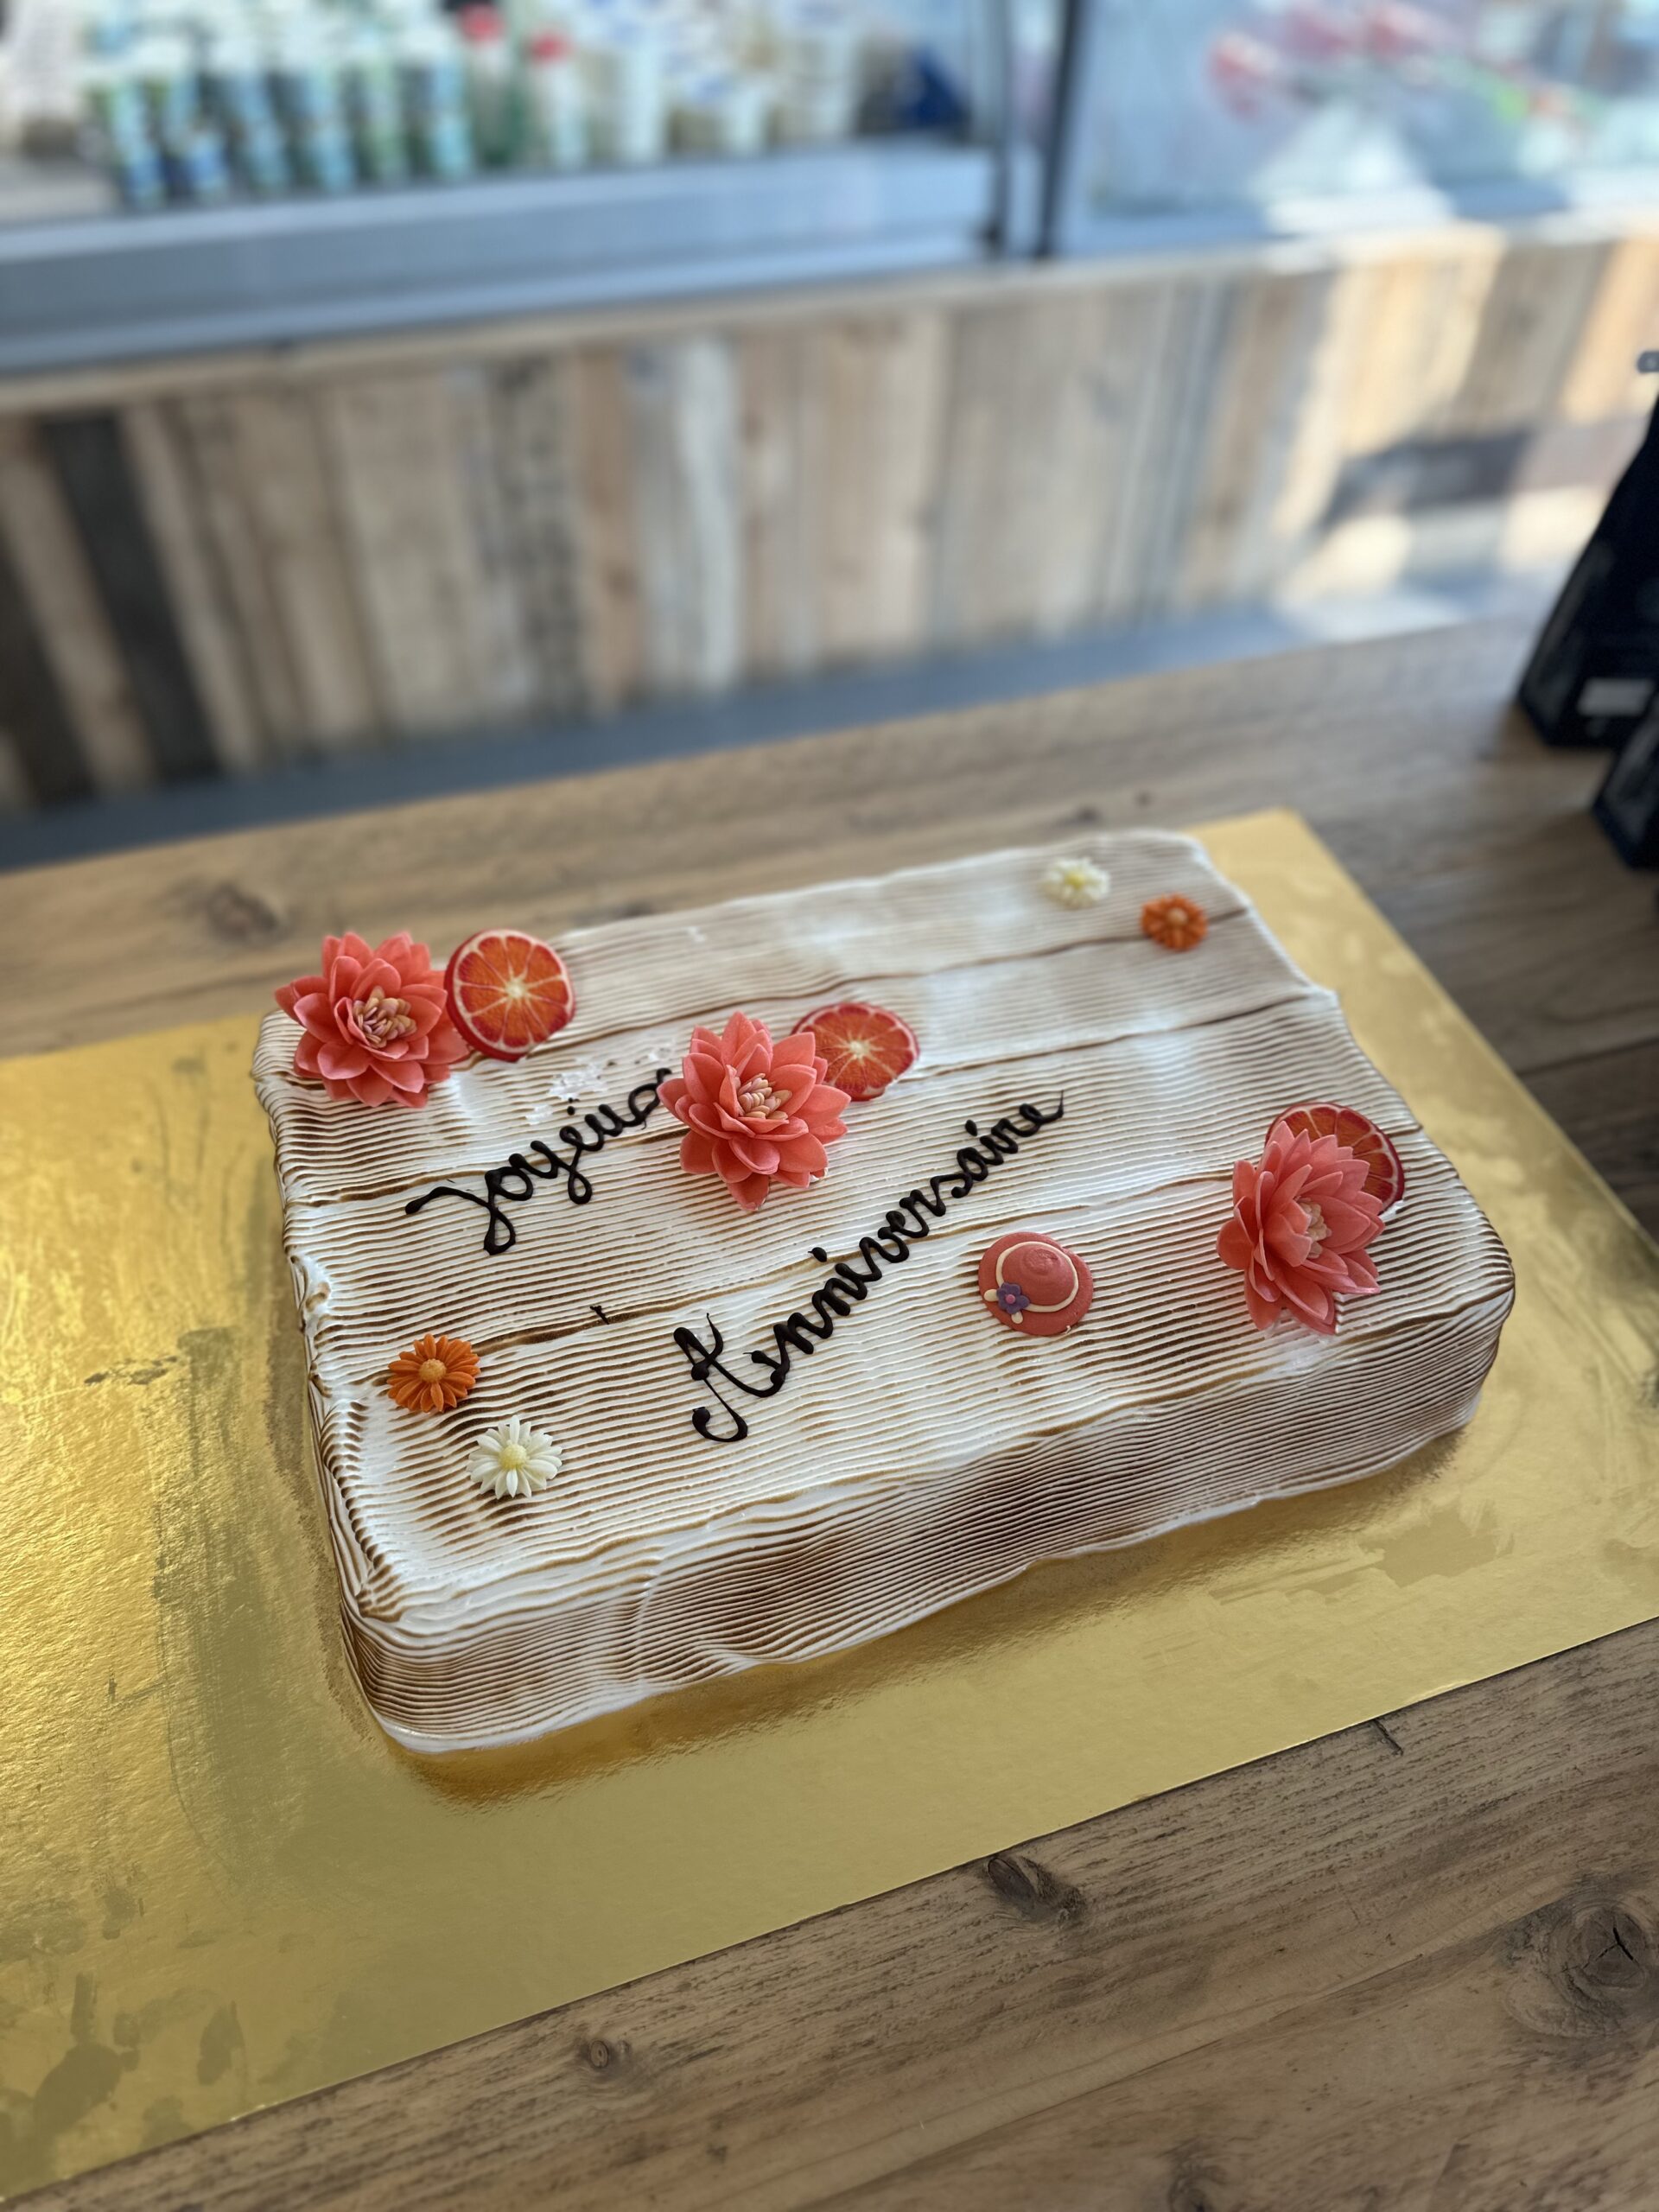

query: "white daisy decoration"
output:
467 1416 563 1501
1041 855 1110 910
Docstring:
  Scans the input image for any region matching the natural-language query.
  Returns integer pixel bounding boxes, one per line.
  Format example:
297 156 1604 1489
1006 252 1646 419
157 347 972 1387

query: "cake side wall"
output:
352 1213 1514 1751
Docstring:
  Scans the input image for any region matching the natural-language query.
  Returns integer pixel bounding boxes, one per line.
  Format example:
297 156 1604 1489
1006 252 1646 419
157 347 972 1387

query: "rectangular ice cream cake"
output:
253 834 1515 1751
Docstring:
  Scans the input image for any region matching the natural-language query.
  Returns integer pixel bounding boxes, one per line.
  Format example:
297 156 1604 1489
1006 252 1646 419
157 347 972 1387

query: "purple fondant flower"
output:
997 1282 1031 1316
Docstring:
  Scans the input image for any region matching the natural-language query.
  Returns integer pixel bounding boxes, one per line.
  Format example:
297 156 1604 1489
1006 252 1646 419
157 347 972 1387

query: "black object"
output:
1594 705 1659 868
1517 387 1659 750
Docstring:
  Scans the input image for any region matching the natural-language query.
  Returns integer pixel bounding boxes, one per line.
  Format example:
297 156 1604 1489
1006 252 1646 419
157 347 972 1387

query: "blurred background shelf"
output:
0 141 1013 368
2 0 1656 830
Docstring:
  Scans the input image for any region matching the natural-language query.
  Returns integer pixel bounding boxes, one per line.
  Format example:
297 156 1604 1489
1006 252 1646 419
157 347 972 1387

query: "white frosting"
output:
253 834 1514 1751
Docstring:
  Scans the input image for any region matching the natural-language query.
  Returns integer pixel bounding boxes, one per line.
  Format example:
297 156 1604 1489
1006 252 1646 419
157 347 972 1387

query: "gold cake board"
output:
2 810 1656 2200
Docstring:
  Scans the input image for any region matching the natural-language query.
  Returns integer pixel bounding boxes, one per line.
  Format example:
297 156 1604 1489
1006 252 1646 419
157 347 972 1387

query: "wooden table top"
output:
11 617 1659 2211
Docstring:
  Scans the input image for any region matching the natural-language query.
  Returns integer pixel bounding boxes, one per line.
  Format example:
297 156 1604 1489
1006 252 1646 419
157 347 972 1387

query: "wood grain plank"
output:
121 401 268 774
440 364 539 727
817 312 945 662
1262 239 1516 592
1559 231 1659 424
868 312 948 657
979 292 1090 639
0 419 154 792
1222 269 1340 601
928 301 1020 646
620 342 684 694
0 486 95 808
1008 294 1106 636
739 326 821 680
0 615 93 815
219 389 382 748
1122 276 1240 620
816 316 879 660
41 411 217 781
316 372 495 737
1270 258 1402 570
1446 237 1614 436
0 723 30 813
175 393 303 759
567 346 646 713
624 335 742 696
484 358 587 720
671 334 744 695
1378 241 1510 454
1029 285 1166 634
1527 1034 1659 1234
1175 266 1332 607
1337 247 1496 459
1091 280 1198 623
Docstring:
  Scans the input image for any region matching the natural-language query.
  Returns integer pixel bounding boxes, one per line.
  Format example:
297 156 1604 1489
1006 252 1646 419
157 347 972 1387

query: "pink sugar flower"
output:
276 931 467 1109
660 1009 850 1212
1217 1122 1386 1334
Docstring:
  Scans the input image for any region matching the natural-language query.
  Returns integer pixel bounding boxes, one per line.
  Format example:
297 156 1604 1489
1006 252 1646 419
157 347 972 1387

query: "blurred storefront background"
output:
1059 0 1659 232
0 0 1655 810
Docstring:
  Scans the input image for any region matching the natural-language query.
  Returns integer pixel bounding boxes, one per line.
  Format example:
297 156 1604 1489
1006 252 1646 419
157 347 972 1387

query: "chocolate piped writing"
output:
405 1072 671 1255
672 1096 1064 1443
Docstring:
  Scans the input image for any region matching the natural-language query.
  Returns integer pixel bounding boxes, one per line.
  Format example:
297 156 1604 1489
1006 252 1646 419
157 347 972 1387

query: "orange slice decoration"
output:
444 929 575 1062
1268 1101 1406 1213
791 1001 918 1102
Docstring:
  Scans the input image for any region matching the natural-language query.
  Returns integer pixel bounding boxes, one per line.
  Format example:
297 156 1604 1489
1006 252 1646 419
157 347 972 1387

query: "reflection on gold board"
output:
1 809 1656 2198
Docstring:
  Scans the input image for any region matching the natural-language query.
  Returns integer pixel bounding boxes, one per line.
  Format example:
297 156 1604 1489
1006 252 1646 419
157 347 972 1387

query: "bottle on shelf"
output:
774 0 857 144
673 66 772 154
203 23 294 193
81 49 168 206
128 23 242 201
582 3 667 162
458 3 519 164
169 114 233 197
132 27 197 149
524 27 588 167
399 14 478 178
272 10 359 189
77 0 881 209
341 22 411 183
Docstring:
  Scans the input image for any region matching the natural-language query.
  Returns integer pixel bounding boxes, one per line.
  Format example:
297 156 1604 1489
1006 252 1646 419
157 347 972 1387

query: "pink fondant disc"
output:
977 1231 1094 1338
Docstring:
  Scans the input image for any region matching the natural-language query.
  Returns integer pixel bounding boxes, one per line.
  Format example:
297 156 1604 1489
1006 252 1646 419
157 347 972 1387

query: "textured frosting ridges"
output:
254 833 1515 1750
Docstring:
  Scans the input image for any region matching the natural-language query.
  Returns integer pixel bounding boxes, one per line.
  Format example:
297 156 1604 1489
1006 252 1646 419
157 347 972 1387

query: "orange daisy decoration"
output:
386 1332 480 1414
1141 893 1209 952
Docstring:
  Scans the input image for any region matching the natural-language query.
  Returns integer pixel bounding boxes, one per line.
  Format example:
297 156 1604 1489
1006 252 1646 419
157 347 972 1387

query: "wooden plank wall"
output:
1 216 1655 810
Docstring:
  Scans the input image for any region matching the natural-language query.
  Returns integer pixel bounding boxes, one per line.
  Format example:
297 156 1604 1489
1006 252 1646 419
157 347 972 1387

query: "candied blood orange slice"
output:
1268 1101 1406 1213
791 1001 918 1102
444 929 575 1062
